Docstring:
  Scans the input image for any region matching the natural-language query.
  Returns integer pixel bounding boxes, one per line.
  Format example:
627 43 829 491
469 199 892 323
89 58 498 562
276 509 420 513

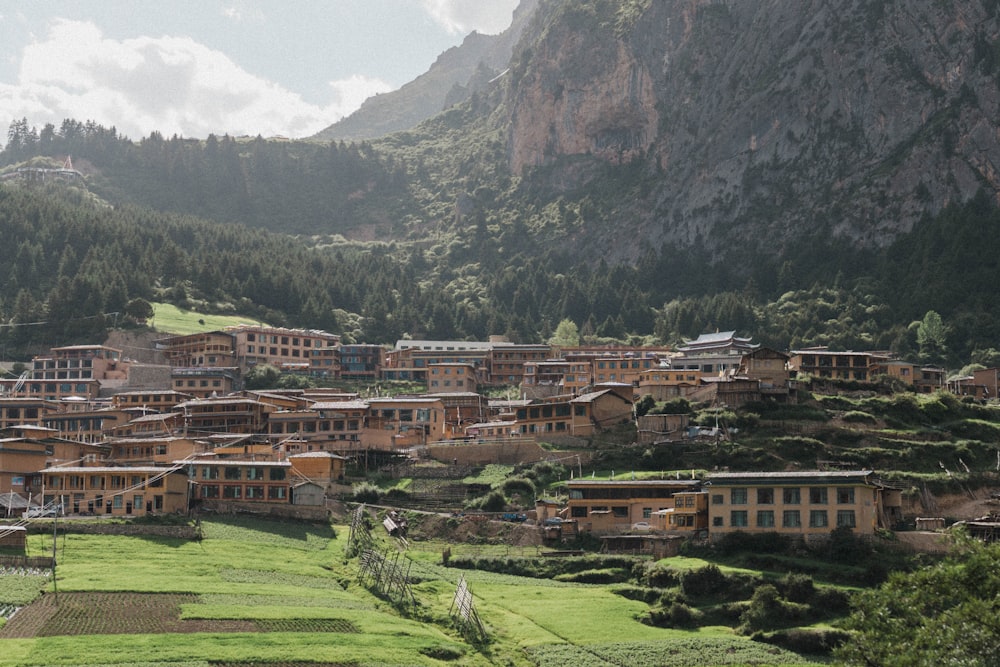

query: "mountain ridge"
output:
488 0 1000 261
311 0 538 142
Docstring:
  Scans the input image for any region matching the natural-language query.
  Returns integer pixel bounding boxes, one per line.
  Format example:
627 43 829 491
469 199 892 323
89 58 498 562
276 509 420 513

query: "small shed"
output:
0 493 30 519
0 526 27 550
290 481 325 507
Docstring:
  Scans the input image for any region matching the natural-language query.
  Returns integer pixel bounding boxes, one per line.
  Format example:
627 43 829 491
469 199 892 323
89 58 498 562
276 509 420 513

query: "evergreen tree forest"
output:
3 118 1000 366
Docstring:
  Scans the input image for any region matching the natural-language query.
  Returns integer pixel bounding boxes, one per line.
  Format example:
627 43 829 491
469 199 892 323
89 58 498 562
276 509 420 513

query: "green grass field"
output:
149 303 266 335
0 516 828 666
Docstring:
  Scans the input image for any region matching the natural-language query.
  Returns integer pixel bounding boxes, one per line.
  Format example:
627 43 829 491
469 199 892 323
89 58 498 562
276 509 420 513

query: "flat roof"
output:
567 479 701 487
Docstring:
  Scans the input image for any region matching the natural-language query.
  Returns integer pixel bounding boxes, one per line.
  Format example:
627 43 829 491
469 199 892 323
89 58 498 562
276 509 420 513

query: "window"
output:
612 506 628 518
713 516 724 527
712 494 724 505
133 494 144 509
782 488 801 504
809 510 828 528
268 486 287 500
245 486 265 499
269 468 286 481
642 507 652 519
731 488 747 504
756 510 775 527
757 488 774 504
224 467 242 480
836 510 856 528
247 467 264 481
836 488 855 504
730 510 748 527
571 506 587 518
783 510 801 528
809 488 828 504
113 496 123 509
223 485 242 499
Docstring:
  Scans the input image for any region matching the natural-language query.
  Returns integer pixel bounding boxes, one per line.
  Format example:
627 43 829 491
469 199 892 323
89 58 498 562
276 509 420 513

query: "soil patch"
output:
0 592 358 638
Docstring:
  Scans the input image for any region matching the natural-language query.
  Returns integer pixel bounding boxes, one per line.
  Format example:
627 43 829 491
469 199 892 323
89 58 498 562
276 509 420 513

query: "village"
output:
0 324 993 549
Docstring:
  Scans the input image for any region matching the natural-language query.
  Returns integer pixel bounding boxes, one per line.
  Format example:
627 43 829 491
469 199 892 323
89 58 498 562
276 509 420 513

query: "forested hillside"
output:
2 174 1000 369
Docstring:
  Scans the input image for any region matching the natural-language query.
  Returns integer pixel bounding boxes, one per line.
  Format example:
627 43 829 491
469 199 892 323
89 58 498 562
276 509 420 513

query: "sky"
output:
0 0 520 142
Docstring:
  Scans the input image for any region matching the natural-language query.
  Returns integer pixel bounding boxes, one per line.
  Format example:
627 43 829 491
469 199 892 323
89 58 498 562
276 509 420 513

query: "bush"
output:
554 567 631 584
648 601 703 628
738 584 810 633
755 628 851 655
640 562 680 588
680 564 729 599
842 410 877 424
501 476 536 498
383 487 411 501
715 530 792 556
776 572 815 603
352 482 382 504
466 490 506 512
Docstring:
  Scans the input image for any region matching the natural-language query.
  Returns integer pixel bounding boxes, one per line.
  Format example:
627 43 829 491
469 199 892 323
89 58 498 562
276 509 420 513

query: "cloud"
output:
419 0 519 35
0 19 390 140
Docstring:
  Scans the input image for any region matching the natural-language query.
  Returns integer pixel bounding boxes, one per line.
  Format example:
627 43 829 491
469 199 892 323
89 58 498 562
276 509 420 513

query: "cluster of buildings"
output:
0 324 972 527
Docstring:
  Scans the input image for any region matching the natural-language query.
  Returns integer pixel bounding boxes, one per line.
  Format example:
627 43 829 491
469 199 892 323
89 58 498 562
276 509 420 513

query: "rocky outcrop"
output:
498 0 1000 258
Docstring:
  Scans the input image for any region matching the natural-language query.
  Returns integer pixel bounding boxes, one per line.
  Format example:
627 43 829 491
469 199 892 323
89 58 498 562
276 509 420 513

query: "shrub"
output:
501 476 536 498
467 490 506 512
640 562 680 588
715 530 792 556
383 487 411 501
812 586 851 615
738 584 810 633
555 567 631 584
648 601 703 628
842 410 877 424
352 482 382 504
776 572 815 603
680 564 729 599
755 628 851 655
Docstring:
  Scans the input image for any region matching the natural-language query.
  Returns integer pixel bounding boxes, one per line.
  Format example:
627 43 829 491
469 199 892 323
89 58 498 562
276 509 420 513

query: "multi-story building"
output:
175 396 271 435
188 460 294 505
427 363 478 394
111 390 192 413
266 400 366 451
229 325 339 371
154 331 236 367
106 436 210 464
488 343 551 386
38 465 189 516
338 344 383 380
0 345 129 400
788 348 889 382
171 367 240 398
521 360 574 398
706 470 903 540
364 397 446 449
566 479 703 534
0 398 54 430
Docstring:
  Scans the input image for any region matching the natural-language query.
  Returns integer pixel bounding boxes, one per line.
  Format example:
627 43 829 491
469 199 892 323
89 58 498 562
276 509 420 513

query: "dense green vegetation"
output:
4 118 1000 368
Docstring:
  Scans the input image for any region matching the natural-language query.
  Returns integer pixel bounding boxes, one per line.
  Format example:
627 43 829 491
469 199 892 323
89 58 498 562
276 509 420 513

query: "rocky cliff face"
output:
500 0 1000 258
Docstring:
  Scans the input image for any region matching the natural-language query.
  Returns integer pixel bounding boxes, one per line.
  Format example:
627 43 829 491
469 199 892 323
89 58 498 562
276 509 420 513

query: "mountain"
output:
310 0 539 142
4 0 1000 360
488 0 1000 264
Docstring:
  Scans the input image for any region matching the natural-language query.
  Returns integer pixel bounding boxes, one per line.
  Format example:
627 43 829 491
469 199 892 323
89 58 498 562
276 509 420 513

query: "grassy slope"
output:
149 303 266 335
2 517 825 667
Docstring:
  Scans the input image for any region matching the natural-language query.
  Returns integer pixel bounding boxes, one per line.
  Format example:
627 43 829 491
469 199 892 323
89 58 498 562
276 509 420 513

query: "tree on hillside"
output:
915 310 949 365
836 534 1000 666
549 318 580 347
124 298 154 324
